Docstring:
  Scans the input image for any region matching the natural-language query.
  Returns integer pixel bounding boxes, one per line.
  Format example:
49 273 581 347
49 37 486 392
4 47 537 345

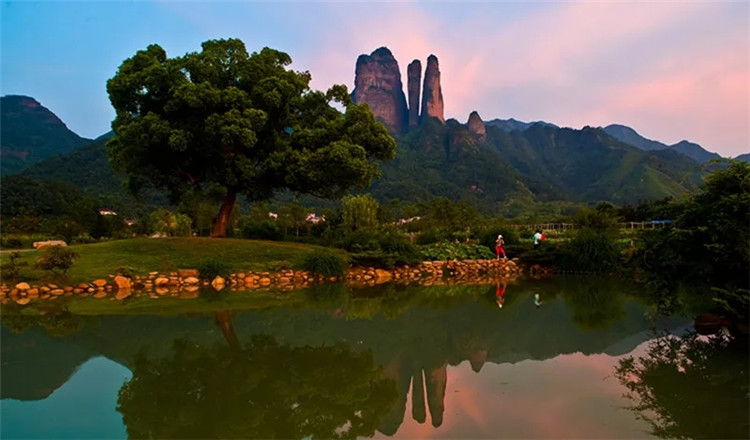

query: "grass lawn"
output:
1 237 345 285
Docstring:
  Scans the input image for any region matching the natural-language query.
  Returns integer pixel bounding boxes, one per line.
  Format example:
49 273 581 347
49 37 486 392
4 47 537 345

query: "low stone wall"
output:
0 258 523 305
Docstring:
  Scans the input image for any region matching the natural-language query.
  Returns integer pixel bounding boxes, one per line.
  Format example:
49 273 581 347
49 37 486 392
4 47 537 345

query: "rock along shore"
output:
1 258 531 305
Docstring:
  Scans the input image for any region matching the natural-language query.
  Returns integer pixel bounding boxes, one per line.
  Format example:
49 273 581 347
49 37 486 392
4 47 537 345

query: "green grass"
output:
1 237 347 285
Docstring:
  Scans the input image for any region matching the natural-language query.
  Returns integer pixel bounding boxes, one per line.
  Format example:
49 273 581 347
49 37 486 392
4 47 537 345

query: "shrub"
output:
341 229 421 268
479 226 520 248
268 261 293 272
1 238 23 249
197 259 230 280
36 246 79 274
419 241 495 261
415 228 448 245
558 228 621 272
302 250 348 278
1 251 28 280
241 221 283 241
116 266 137 278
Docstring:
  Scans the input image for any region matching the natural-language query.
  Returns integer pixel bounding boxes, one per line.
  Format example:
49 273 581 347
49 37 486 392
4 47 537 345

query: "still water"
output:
1 276 747 439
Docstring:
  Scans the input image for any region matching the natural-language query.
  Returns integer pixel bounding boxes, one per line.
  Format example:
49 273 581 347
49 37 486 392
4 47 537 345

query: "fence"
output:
510 221 673 231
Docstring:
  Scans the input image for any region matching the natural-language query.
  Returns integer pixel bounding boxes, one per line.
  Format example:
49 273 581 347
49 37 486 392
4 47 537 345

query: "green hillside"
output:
0 95 91 176
2 97 704 220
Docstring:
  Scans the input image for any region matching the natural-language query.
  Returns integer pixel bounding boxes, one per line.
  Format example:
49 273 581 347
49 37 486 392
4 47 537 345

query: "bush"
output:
36 246 79 274
341 229 421 268
1 238 23 249
302 250 348 278
419 241 495 261
415 228 449 245
558 228 621 272
241 221 283 241
197 259 230 280
116 266 137 278
1 251 27 281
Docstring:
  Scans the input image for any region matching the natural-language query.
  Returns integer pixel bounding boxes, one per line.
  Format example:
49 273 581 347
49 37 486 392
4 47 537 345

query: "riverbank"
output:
1 258 529 305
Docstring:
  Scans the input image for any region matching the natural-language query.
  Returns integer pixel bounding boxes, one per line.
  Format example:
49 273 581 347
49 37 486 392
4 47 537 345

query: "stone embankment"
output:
1 259 523 305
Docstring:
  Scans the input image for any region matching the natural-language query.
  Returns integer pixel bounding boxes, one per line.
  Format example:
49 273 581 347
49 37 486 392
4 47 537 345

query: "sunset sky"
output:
2 1 748 157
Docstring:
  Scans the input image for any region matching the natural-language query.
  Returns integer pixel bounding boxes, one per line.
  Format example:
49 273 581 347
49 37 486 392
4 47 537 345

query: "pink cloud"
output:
169 1 748 157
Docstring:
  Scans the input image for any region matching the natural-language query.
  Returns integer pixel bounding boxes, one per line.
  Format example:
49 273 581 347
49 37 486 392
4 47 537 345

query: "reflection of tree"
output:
615 332 749 439
0 304 85 337
117 335 398 439
562 277 625 330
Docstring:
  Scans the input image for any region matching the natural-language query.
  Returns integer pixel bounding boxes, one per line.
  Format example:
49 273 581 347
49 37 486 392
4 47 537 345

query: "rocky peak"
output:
420 55 445 123
467 111 486 141
407 60 421 128
351 47 408 134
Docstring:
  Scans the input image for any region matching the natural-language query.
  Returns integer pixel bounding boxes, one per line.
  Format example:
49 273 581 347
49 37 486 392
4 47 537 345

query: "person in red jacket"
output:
495 234 507 260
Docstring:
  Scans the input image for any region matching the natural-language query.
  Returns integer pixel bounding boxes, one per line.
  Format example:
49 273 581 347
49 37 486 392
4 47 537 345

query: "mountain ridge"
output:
0 95 92 176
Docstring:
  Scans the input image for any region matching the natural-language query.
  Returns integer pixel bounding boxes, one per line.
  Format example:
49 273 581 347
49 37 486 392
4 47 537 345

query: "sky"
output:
1 0 748 157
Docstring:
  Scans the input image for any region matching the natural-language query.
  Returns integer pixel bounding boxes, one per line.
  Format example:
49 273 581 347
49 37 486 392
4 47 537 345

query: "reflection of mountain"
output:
0 327 94 400
1 278 690 434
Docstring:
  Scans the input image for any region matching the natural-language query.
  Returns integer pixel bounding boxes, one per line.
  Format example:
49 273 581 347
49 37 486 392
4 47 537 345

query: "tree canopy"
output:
107 39 395 237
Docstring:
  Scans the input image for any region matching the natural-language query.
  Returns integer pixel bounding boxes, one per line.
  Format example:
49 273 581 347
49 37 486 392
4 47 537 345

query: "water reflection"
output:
118 335 397 439
2 277 714 439
615 331 749 439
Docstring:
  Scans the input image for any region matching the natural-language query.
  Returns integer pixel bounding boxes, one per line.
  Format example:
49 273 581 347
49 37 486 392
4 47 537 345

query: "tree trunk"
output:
211 190 237 238
214 311 241 351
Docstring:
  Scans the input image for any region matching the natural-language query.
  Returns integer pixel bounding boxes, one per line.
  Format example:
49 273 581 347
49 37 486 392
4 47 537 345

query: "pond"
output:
1 276 747 439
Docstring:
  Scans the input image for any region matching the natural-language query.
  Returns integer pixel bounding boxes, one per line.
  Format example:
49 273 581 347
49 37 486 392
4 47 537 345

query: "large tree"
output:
107 39 395 237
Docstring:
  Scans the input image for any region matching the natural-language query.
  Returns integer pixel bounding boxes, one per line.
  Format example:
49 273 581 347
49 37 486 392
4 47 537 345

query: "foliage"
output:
419 241 494 261
557 208 622 272
711 287 749 322
240 220 283 241
414 197 480 239
615 332 749 439
0 251 28 281
414 228 450 245
518 241 564 267
0 176 99 234
107 39 395 237
631 161 749 318
1 237 23 249
341 194 380 232
148 209 192 237
116 266 138 278
197 259 231 280
301 250 348 278
35 246 79 274
47 217 85 243
117 336 398 439
340 229 421 268
0 304 86 337
560 276 626 330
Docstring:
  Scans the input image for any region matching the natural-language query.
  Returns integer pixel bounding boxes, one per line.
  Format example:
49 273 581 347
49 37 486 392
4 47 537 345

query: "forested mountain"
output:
0 93 708 220
602 124 667 151
735 153 750 163
4 104 705 218
0 95 91 176
485 118 558 132
669 140 721 164
602 124 721 164
369 118 702 213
